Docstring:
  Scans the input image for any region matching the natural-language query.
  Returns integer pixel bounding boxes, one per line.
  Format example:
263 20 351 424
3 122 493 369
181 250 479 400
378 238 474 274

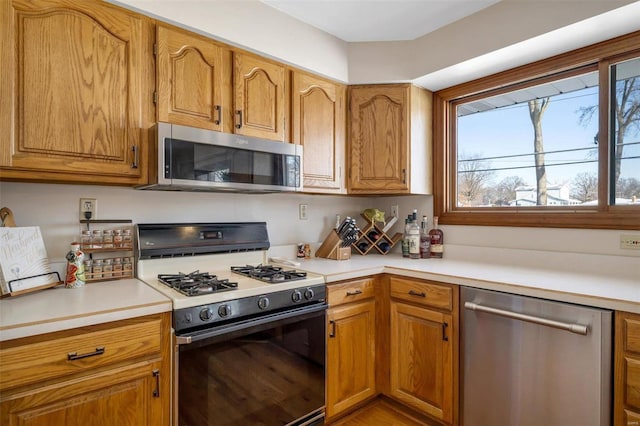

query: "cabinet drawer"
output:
389 277 452 311
0 318 162 390
327 278 375 306
624 316 640 355
627 357 640 410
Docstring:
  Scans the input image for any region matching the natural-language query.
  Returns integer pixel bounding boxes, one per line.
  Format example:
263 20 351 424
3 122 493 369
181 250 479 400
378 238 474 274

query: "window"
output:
434 31 640 229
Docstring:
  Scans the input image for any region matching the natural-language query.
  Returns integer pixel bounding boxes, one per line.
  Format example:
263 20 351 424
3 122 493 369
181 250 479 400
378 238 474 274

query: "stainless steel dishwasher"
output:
461 287 612 426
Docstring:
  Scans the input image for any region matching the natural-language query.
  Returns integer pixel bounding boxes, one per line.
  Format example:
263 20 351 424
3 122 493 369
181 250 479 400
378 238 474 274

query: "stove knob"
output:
258 296 270 310
218 304 232 318
199 308 213 321
304 288 315 300
291 290 303 303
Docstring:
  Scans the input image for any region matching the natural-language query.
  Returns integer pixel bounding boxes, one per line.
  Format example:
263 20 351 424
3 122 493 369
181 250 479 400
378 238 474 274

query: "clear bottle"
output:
429 216 444 258
65 242 86 288
420 216 431 259
401 216 410 258
408 213 421 259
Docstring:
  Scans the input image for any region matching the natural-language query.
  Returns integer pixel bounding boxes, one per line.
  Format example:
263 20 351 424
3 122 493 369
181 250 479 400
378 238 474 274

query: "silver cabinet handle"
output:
464 302 588 335
68 346 105 360
131 145 139 169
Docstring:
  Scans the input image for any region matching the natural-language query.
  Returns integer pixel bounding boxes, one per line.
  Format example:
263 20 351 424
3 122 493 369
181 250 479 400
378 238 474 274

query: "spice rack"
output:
79 219 134 282
352 214 403 255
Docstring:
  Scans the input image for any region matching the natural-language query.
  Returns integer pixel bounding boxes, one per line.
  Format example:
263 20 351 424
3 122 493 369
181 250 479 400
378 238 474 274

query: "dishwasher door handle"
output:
464 301 589 335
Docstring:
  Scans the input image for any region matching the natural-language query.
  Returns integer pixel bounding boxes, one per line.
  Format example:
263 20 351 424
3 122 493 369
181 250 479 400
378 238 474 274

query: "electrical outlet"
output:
620 234 640 250
80 198 97 220
391 205 399 219
299 204 308 220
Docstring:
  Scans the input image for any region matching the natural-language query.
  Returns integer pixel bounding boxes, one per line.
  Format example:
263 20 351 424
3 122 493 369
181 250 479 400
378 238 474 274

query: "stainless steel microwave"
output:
138 122 302 193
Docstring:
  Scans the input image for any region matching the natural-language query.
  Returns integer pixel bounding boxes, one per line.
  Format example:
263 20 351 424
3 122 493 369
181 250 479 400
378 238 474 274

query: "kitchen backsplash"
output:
1 182 637 265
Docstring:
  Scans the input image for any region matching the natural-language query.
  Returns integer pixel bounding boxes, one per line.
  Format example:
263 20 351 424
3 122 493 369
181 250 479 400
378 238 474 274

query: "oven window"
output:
178 312 325 426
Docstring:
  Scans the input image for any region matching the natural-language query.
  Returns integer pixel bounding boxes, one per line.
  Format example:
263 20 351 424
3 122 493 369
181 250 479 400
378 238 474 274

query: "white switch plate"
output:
620 234 640 250
299 204 308 220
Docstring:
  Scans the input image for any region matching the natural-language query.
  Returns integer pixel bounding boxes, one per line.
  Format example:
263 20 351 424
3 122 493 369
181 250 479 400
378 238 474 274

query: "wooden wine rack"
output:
352 214 403 255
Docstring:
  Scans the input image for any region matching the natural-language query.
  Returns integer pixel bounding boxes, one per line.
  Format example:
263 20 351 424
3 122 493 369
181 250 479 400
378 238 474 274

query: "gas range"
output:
136 223 325 333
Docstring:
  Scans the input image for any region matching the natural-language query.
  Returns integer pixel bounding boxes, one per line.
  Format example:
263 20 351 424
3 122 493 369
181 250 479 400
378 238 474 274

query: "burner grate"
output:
230 264 307 283
158 271 238 296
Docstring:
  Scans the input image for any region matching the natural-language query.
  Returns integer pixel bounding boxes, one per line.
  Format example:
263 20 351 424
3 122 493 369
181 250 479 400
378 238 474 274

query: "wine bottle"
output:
401 216 410 258
429 216 444 258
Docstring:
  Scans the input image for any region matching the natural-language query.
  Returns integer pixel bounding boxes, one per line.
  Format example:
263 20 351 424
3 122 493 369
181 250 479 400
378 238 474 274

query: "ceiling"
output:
261 0 502 42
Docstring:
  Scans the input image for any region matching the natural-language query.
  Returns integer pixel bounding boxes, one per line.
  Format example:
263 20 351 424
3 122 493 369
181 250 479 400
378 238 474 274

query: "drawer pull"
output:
329 320 336 338
214 105 221 125
346 289 363 296
408 290 426 298
235 110 243 129
152 369 160 398
67 346 105 361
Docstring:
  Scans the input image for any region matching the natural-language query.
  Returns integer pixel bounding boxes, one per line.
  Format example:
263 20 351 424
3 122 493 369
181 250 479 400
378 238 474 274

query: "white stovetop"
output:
137 252 325 310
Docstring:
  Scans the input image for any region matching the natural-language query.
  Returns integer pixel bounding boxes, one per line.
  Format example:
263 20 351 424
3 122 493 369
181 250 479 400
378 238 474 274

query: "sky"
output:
457 86 640 190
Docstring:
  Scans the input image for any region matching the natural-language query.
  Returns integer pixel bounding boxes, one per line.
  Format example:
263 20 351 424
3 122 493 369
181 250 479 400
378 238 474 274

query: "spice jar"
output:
122 229 132 248
80 230 91 249
103 258 113 278
113 229 123 248
91 229 103 248
103 229 114 248
112 257 123 277
92 259 103 279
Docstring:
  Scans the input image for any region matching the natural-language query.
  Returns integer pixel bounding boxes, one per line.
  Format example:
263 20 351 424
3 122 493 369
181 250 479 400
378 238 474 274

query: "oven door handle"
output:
175 303 327 345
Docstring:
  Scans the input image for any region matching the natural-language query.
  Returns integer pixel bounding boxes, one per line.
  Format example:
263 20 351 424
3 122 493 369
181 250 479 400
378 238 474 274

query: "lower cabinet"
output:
326 278 377 420
388 276 457 425
326 276 458 425
615 311 640 426
0 312 171 426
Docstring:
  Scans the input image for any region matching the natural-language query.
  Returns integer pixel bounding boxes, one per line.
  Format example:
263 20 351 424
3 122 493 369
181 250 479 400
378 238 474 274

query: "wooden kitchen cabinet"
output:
156 23 232 133
614 311 640 426
233 52 287 142
348 84 432 194
0 0 154 185
326 278 377 420
291 71 346 193
0 312 171 426
388 276 458 425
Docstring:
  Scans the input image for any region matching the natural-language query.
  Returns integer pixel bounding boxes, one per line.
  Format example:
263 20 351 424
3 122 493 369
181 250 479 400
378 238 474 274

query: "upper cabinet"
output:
292 71 346 193
233 52 287 142
0 0 154 185
156 23 231 133
348 84 432 195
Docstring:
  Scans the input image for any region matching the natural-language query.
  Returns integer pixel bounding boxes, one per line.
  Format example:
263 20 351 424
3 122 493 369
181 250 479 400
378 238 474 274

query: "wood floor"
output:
330 398 442 426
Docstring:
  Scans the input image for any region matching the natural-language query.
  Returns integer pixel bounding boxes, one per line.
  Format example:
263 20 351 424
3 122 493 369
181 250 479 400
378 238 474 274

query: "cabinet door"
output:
327 299 376 419
156 24 227 131
233 52 286 141
0 0 153 184
348 85 409 193
0 362 164 426
390 301 453 424
292 72 345 193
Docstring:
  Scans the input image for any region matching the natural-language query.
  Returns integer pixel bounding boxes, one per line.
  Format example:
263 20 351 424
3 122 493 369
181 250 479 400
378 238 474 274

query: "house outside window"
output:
433 31 640 230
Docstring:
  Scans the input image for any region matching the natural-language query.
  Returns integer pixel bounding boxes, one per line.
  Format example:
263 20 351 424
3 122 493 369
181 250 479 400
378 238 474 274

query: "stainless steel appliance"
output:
139 122 302 193
461 287 612 426
137 223 326 426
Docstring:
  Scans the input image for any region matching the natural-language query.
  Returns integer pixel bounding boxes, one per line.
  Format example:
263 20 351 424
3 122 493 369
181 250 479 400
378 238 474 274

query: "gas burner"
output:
231 264 307 283
158 271 238 297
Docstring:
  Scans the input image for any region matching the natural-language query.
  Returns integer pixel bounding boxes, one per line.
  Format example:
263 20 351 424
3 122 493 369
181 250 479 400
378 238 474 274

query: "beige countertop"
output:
0 279 172 342
278 246 640 314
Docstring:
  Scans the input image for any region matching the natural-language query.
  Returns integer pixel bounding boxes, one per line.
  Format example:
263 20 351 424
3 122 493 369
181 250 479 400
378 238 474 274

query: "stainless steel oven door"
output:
174 304 326 426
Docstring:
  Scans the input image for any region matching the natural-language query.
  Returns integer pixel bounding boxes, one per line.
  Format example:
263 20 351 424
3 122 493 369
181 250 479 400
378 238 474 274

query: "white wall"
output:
110 0 349 82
